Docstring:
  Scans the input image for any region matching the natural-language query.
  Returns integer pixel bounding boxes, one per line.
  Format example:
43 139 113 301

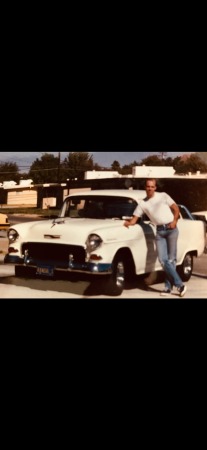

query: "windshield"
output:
60 196 137 219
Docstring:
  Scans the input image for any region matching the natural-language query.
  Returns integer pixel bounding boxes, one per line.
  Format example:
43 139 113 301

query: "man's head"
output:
145 178 157 198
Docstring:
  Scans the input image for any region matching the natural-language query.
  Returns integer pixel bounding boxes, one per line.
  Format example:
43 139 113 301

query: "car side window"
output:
105 199 137 219
83 201 104 218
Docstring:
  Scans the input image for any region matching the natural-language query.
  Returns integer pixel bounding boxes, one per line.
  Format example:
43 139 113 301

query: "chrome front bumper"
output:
4 254 112 275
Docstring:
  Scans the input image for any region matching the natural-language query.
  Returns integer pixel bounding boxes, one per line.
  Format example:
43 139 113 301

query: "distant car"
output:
4 190 206 295
0 212 10 231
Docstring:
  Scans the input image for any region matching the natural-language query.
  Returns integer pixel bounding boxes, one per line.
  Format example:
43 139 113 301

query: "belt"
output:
157 224 170 231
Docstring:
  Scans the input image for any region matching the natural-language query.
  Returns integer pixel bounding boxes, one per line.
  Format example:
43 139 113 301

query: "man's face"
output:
145 180 156 198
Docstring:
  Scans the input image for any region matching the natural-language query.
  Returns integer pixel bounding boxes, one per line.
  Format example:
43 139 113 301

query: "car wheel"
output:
177 252 193 281
105 255 126 296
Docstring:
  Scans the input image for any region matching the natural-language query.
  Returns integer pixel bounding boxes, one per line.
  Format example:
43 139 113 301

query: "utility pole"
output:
159 152 167 160
58 152 61 183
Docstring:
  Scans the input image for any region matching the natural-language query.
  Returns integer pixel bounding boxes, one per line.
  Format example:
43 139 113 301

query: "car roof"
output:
68 189 146 201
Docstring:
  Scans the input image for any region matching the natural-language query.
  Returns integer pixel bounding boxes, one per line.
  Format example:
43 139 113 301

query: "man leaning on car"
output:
124 178 187 297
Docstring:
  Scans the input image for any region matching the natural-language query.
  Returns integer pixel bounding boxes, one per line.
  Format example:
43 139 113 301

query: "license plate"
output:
36 265 54 277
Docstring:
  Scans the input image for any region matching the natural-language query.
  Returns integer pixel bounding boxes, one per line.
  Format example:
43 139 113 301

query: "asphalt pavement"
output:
1 234 207 299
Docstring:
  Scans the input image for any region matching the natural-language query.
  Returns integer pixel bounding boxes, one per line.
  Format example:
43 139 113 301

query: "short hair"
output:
145 178 157 186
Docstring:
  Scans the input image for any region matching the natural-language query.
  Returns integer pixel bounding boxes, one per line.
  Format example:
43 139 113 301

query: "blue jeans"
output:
156 227 183 290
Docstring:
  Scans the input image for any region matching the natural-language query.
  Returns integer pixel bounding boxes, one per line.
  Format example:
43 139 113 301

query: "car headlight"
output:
86 234 102 253
8 228 19 243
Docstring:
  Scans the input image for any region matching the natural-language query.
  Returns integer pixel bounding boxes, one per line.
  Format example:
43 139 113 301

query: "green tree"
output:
120 164 134 175
140 155 165 166
61 152 94 180
93 162 102 171
0 162 20 184
183 154 207 173
111 160 121 171
173 154 207 174
197 152 207 165
172 156 185 173
164 157 174 166
119 160 140 175
139 155 175 168
20 172 31 180
28 153 60 183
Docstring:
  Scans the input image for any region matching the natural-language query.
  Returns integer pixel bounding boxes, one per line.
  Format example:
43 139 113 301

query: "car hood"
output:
13 218 132 245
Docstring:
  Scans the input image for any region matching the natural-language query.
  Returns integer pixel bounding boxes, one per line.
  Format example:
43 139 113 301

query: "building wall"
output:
1 177 207 213
132 166 175 177
84 171 120 179
7 189 37 206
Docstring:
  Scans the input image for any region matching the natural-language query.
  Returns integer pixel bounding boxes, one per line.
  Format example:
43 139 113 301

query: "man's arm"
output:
123 215 139 228
169 203 180 229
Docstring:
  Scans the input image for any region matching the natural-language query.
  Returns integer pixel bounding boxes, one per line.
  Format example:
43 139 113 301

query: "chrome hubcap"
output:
183 255 192 275
115 261 125 288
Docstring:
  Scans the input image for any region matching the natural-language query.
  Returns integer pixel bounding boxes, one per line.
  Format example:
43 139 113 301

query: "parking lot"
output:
1 232 207 299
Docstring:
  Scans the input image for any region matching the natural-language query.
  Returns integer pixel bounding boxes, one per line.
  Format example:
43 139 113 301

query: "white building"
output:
85 166 176 180
19 179 33 186
2 180 17 188
132 166 175 178
84 171 121 180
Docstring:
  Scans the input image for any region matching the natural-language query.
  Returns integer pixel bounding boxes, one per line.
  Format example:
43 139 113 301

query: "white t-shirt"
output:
133 192 175 226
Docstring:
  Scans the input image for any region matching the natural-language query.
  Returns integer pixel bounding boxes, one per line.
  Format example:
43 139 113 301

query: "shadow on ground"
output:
0 269 165 297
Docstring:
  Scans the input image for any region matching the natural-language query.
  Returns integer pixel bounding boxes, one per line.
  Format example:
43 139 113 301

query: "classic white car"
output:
4 190 206 295
0 212 10 231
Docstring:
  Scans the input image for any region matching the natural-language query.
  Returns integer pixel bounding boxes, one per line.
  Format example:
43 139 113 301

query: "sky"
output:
0 150 195 171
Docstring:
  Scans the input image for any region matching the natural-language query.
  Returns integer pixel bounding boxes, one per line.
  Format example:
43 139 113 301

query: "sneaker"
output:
160 289 172 296
178 285 187 297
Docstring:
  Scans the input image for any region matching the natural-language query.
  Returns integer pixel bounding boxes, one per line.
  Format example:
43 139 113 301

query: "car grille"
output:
22 243 86 264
